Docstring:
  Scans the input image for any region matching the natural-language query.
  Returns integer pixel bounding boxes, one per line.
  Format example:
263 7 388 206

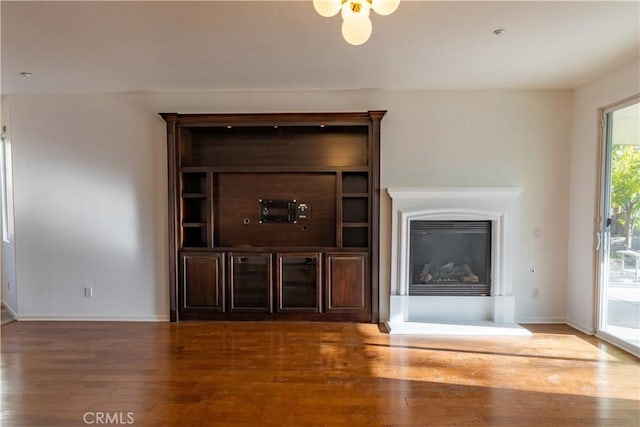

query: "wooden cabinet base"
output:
177 311 372 322
177 250 372 322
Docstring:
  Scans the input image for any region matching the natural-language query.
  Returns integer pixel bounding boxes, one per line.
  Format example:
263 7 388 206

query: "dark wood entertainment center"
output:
161 111 385 322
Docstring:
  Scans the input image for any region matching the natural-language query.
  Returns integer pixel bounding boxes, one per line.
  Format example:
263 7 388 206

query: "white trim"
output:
16 315 170 322
515 317 566 324
387 187 523 199
595 103 611 338
566 319 595 335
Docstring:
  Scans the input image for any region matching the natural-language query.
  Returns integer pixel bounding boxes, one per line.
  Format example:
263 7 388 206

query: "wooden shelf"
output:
181 165 370 173
342 223 369 228
180 166 212 173
183 222 207 227
342 193 368 198
182 193 207 198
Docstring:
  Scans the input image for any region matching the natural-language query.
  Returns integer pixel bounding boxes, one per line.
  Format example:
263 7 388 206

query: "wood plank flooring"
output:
1 322 638 426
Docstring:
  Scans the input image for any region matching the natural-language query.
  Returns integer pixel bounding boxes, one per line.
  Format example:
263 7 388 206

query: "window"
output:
0 125 13 243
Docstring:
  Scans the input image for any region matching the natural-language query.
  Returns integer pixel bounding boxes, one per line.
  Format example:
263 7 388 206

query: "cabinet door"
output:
277 253 321 312
181 252 224 312
229 253 272 312
325 253 369 313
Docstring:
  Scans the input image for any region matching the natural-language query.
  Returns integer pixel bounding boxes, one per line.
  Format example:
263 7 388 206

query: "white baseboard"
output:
516 317 566 324
16 315 170 322
516 317 597 336
565 319 595 335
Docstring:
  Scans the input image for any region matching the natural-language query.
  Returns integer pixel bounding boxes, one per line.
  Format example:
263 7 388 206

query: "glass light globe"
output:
371 0 400 16
341 0 370 20
313 0 342 17
341 14 372 45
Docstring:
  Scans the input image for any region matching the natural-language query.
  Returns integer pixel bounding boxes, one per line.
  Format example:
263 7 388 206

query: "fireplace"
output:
386 187 529 335
410 221 491 296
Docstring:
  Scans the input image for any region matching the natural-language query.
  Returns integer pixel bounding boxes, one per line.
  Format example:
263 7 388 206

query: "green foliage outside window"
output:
611 144 640 246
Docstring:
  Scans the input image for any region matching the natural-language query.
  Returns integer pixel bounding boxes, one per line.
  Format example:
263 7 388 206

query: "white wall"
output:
567 58 640 333
379 91 571 322
10 95 169 319
6 89 571 322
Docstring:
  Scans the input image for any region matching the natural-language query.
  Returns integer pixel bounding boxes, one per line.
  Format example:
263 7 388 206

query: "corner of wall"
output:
566 57 640 331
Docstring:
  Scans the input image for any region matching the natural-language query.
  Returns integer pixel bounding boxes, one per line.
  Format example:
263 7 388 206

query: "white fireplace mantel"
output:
386 187 530 335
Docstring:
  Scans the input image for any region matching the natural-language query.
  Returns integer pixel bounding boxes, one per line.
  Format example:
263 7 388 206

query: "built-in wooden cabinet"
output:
277 253 322 313
229 253 272 312
161 111 385 322
180 252 224 312
325 253 368 314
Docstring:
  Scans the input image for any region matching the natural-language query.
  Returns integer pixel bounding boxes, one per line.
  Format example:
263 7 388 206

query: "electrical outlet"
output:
531 288 540 299
84 287 93 298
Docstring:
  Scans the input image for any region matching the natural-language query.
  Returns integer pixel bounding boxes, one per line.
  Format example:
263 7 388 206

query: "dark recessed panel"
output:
342 198 368 223
342 172 368 194
184 126 368 167
216 173 336 247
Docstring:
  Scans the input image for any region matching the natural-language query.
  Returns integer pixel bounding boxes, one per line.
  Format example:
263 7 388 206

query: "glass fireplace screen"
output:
409 220 491 296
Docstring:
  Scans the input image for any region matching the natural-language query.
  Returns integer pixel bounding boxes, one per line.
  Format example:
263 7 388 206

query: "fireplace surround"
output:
386 187 529 335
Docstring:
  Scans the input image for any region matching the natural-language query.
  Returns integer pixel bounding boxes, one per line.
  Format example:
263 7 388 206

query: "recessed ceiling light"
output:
493 29 506 36
19 71 32 77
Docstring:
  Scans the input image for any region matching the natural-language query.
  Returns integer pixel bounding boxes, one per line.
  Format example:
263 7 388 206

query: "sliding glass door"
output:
597 97 639 356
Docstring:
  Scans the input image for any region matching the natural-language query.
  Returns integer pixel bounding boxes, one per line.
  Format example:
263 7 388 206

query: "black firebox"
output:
409 221 491 296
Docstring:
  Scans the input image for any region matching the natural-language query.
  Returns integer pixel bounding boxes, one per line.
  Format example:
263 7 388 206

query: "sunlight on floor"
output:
351 324 640 401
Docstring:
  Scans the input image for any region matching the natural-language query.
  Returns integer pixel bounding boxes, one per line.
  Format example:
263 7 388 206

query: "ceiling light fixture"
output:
313 0 400 46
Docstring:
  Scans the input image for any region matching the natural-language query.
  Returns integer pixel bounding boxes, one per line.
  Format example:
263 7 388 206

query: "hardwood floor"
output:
1 322 638 426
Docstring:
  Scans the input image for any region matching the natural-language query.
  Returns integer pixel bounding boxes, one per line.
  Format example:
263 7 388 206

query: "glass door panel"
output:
230 253 272 312
277 253 321 312
599 99 640 355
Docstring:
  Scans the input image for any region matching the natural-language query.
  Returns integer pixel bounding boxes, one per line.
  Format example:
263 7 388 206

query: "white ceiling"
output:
2 1 639 94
